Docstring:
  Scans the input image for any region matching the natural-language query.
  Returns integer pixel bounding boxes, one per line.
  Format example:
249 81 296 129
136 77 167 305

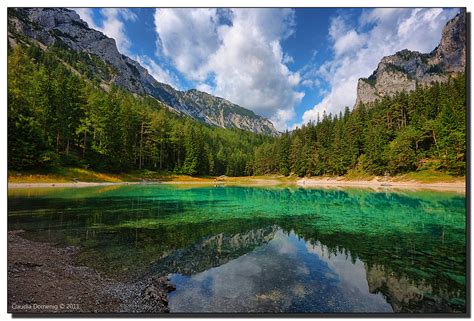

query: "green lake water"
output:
8 185 466 313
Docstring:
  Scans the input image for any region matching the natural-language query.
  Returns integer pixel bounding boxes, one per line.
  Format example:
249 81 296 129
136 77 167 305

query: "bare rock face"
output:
431 10 466 73
7 8 278 136
354 79 378 106
355 10 466 108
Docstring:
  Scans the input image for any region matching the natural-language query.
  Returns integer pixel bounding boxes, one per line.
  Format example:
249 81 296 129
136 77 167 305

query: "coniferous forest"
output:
6 8 468 317
8 43 466 177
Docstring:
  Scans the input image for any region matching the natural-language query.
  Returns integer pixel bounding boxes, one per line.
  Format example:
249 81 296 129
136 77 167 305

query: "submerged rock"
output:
142 276 176 313
8 231 175 314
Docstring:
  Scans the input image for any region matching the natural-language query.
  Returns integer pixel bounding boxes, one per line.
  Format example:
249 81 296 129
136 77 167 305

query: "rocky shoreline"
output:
8 231 175 314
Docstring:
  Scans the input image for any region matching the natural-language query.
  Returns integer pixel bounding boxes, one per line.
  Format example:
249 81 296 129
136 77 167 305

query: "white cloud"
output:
154 8 304 130
333 30 367 57
195 82 214 93
301 8 459 125
301 78 321 89
271 109 297 132
282 53 294 64
154 9 221 81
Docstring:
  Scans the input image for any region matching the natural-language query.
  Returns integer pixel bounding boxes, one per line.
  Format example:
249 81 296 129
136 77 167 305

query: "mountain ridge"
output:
7 8 279 136
355 10 466 108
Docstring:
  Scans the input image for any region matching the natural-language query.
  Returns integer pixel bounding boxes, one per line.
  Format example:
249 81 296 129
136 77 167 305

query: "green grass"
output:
8 167 464 185
8 167 170 183
393 169 464 183
8 167 292 185
343 169 376 181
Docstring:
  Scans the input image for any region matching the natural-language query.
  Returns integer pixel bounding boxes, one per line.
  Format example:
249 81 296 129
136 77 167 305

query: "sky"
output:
73 8 460 130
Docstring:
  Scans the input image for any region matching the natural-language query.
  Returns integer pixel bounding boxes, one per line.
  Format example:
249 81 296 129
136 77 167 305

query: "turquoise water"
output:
8 185 466 313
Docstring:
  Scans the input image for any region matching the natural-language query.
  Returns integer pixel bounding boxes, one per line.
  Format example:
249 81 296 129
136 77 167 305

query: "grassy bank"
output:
8 168 174 184
8 167 464 185
7 168 296 186
391 170 465 183
343 168 464 184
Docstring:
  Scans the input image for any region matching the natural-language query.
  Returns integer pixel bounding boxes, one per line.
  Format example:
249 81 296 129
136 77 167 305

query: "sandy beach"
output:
297 177 466 193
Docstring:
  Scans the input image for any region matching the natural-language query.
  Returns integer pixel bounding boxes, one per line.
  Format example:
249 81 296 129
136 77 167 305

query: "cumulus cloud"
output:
154 9 221 81
98 8 137 55
154 8 304 130
333 30 367 56
300 8 459 125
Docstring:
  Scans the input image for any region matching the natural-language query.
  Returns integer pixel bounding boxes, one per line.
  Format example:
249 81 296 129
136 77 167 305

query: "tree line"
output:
8 44 271 176
266 74 466 176
8 42 466 177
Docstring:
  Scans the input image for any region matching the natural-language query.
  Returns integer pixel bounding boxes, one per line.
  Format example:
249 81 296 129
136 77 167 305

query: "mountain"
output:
355 10 466 107
7 8 278 136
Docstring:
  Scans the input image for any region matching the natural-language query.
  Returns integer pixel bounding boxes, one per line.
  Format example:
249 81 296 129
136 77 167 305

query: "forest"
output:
8 43 466 177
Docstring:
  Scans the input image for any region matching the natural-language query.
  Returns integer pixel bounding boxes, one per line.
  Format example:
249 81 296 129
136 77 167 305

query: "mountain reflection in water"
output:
166 228 461 313
8 185 466 313
168 229 392 313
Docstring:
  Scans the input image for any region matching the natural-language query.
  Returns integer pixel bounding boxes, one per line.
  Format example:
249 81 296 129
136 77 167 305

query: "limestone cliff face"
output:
7 8 279 136
431 10 466 73
355 10 466 108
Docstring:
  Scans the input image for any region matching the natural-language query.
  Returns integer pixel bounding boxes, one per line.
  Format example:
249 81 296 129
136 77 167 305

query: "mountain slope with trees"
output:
258 75 466 177
8 8 278 135
8 43 273 176
7 8 466 179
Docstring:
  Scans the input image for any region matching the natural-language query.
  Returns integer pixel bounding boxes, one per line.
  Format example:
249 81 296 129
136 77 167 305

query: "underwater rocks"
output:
142 276 177 313
8 230 174 314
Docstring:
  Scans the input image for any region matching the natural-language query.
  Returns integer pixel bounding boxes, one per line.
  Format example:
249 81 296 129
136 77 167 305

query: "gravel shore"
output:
297 177 466 193
8 231 175 315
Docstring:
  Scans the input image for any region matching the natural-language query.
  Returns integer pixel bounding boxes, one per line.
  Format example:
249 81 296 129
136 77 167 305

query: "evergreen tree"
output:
7 42 466 178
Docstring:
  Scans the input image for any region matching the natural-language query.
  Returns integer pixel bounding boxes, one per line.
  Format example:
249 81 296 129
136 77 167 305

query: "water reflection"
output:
8 185 466 313
146 226 278 277
167 227 465 313
169 230 392 313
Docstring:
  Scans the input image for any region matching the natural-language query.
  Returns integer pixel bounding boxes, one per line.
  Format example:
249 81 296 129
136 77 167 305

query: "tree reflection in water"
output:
8 185 466 313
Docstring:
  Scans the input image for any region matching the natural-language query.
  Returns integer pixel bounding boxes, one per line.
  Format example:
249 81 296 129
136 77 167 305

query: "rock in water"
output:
141 276 176 313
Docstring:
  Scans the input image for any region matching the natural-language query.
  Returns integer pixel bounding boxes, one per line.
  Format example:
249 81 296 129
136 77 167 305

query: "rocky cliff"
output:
7 8 279 136
355 10 466 107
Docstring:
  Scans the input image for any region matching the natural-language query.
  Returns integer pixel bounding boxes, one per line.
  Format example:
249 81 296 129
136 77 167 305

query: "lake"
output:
8 185 466 314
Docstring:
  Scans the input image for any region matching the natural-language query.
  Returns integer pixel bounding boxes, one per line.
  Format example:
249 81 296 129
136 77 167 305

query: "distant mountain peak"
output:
8 8 279 136
355 10 466 108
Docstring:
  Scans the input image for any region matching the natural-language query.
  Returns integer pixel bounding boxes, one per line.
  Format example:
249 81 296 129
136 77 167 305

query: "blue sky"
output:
74 8 459 130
